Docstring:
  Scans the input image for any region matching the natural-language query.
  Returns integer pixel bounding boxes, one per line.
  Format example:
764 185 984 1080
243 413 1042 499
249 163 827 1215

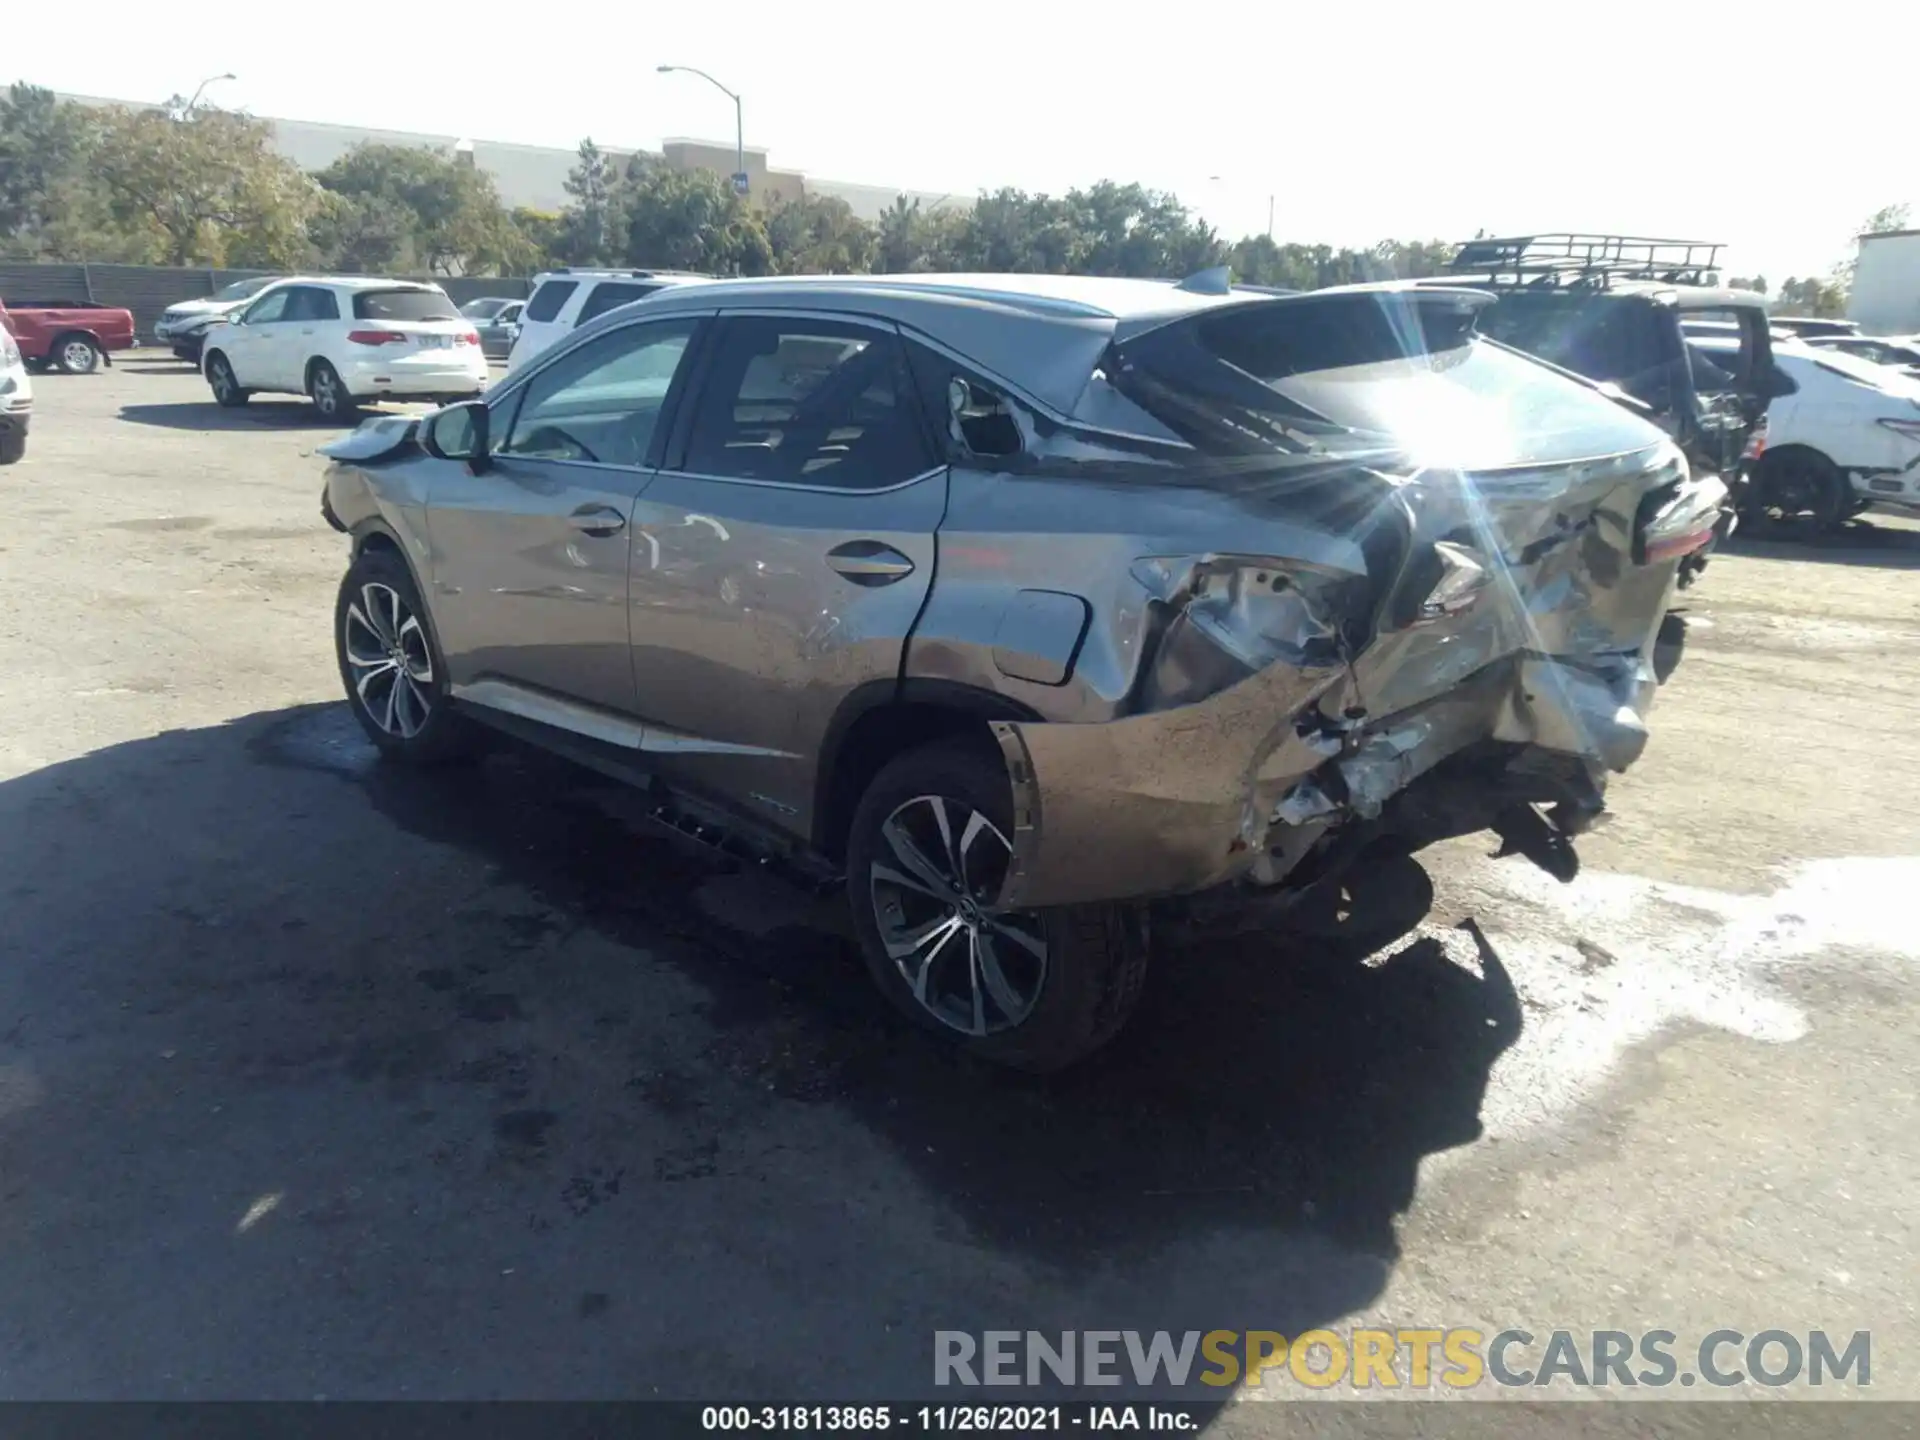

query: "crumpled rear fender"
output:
989 652 1351 909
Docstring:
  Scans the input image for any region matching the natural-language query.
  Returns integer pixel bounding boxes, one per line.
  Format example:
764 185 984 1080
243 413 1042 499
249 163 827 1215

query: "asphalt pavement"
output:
0 359 1915 1429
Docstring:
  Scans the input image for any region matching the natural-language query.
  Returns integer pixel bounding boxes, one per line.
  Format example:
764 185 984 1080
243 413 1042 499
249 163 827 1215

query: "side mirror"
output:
422 400 491 472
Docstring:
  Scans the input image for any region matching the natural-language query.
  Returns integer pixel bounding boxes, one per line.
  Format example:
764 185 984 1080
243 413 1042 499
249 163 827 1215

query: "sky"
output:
8 0 1916 286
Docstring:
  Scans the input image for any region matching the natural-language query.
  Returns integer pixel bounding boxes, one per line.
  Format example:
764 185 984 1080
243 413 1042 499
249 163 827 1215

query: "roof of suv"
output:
580 271 1475 417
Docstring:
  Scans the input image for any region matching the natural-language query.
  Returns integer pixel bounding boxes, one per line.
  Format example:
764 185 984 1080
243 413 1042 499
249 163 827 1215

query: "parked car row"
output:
198 276 491 421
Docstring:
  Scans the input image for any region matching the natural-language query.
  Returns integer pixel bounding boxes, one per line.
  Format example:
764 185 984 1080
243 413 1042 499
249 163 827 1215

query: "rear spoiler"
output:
318 414 420 463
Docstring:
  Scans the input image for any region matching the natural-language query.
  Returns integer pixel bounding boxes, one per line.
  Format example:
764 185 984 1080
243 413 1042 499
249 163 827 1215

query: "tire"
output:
1749 448 1847 533
334 546 474 765
205 351 249 408
54 333 101 375
845 739 1149 1072
308 360 359 423
0 431 24 466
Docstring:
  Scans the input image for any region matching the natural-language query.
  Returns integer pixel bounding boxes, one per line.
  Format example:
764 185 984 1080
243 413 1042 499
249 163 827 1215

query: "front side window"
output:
523 280 578 324
241 289 292 325
499 318 699 468
679 318 934 488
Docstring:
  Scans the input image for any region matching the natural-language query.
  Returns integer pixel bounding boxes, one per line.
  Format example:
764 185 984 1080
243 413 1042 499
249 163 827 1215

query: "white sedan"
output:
201 277 488 422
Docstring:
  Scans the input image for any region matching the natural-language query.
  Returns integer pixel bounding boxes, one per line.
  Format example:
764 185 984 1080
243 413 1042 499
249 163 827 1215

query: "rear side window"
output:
680 318 935 488
353 289 459 322
523 280 578 324
283 287 339 322
577 282 663 324
1120 294 1662 469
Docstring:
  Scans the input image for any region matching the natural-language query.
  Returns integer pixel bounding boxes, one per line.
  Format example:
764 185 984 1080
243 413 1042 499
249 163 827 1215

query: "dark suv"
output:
1424 235 1779 494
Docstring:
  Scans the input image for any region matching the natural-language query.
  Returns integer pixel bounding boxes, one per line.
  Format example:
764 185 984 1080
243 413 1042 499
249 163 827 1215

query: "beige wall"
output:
660 139 805 207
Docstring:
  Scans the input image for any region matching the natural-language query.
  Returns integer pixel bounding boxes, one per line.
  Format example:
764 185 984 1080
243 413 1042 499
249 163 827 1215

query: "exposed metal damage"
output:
988 439 1728 913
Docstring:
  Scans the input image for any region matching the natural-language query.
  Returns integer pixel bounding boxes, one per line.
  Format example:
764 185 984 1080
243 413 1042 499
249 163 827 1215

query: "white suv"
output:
506 269 709 372
201 277 489 422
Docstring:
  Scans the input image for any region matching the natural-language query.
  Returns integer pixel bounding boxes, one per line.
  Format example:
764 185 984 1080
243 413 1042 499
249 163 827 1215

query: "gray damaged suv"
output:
319 271 1726 1070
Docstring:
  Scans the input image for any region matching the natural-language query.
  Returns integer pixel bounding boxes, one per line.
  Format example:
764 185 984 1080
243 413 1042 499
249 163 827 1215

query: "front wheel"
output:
1749 449 1847 533
334 547 474 764
308 360 358 423
55 334 101 375
0 431 24 466
206 352 249 407
845 740 1148 1071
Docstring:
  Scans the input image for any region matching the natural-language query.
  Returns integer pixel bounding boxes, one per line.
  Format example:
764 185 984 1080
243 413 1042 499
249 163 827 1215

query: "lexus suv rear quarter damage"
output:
318 271 1722 1070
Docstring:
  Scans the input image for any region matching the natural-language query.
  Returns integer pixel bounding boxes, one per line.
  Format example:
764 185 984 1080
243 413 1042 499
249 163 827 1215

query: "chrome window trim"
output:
649 463 948 498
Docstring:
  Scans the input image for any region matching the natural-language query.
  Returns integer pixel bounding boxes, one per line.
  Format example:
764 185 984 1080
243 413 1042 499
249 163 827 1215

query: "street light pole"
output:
656 65 744 196
184 72 235 115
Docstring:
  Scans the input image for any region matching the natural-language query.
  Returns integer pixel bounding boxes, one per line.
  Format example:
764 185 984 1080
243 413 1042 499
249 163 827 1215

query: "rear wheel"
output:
55 334 101 375
308 360 358 423
206 352 248 407
845 740 1148 1072
0 431 25 466
334 547 473 764
1750 448 1847 533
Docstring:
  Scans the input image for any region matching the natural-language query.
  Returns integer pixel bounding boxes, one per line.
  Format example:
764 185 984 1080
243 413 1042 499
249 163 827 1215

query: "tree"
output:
1776 276 1846 318
315 142 527 274
1727 275 1768 295
554 139 626 266
91 104 316 267
0 83 96 259
765 193 876 274
620 166 771 275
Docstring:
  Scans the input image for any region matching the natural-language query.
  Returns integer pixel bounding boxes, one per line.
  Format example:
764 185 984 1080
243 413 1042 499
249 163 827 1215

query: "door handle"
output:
826 540 915 586
569 505 627 536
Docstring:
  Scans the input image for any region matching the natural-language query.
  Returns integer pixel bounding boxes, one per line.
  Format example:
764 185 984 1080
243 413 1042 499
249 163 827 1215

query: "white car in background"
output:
507 269 709 372
0 322 31 465
201 278 488 422
1699 337 1920 526
154 274 283 362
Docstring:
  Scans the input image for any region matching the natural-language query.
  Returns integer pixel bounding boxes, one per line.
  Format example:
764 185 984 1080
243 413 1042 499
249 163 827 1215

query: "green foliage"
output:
0 83 97 259
764 193 876 274
313 142 532 275
10 83 1894 310
620 166 772 275
556 139 626 266
1775 276 1848 318
91 105 316 267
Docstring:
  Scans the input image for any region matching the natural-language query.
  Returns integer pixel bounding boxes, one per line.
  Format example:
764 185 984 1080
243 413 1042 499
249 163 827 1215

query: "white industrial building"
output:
55 92 961 224
1848 230 1920 336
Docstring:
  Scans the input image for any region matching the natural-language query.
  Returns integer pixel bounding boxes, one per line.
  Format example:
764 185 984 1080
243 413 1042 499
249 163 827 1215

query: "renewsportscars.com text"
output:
933 1329 1871 1391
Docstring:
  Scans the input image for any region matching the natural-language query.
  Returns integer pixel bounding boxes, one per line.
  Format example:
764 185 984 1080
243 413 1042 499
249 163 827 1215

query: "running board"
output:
451 693 842 896
451 678 798 759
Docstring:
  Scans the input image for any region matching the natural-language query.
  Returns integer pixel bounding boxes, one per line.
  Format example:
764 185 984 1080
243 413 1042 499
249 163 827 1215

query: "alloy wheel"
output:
342 581 435 739
312 366 343 417
63 340 95 373
868 795 1048 1036
210 359 233 401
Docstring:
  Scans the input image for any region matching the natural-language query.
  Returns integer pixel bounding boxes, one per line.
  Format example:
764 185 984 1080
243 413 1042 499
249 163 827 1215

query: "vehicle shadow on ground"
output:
1726 516 1920 570
0 703 1521 1395
117 401 361 432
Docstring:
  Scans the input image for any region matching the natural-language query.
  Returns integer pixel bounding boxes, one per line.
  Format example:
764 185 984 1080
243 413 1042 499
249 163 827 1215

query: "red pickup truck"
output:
0 298 136 374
